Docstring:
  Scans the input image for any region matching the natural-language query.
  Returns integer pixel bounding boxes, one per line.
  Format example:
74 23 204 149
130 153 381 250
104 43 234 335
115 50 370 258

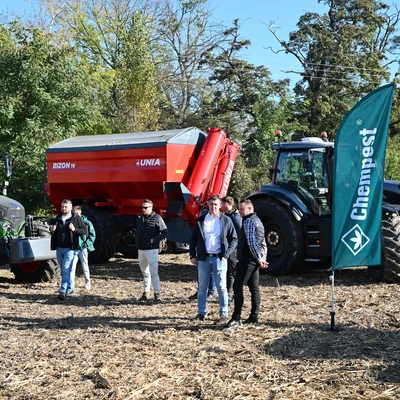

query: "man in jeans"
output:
224 199 268 329
71 205 96 290
50 199 87 301
136 199 168 304
189 195 238 324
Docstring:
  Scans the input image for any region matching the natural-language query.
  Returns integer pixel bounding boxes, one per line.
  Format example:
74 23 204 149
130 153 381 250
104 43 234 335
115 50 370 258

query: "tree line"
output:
0 0 399 212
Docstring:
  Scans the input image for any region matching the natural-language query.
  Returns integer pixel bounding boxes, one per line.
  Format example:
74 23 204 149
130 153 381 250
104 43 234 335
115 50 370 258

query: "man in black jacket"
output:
190 195 238 324
136 199 168 303
221 196 242 303
50 199 87 301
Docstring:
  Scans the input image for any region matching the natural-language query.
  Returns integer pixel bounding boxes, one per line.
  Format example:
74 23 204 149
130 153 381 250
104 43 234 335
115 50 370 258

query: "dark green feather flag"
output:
332 83 395 271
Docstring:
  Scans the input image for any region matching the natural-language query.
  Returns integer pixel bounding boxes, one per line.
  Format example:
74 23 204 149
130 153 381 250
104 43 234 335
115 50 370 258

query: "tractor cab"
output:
272 138 334 217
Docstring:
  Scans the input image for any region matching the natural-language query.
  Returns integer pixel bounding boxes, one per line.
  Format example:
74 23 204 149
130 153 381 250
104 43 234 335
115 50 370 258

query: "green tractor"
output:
248 134 400 283
0 153 59 282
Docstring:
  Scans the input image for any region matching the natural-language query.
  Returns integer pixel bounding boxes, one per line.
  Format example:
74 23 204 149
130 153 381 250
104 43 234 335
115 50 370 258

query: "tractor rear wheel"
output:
82 205 121 264
11 259 59 283
368 213 400 283
252 197 305 275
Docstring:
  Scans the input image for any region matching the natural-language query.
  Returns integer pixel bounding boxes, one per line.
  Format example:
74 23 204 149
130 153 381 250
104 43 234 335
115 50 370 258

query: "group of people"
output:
50 195 268 329
50 198 168 304
50 200 96 301
190 195 268 329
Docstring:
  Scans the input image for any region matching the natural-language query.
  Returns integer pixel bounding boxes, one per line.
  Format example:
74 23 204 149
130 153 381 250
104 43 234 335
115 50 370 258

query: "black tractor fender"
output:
382 201 400 217
247 185 315 221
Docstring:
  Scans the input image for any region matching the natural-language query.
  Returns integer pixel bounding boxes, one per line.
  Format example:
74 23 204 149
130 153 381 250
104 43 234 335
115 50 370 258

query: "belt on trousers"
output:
207 253 219 257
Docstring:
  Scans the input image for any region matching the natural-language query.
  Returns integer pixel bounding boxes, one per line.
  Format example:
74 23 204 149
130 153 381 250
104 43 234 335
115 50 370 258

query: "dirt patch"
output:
1 254 400 399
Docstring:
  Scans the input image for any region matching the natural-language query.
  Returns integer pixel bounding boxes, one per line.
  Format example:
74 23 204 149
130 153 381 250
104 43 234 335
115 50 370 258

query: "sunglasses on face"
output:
142 206 151 209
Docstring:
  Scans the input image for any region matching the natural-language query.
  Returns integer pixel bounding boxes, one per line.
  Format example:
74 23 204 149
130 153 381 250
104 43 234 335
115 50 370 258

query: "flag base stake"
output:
328 311 338 332
328 273 339 332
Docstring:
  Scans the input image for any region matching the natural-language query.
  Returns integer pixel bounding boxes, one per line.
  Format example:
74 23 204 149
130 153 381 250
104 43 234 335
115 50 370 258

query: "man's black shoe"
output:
139 292 150 303
243 316 259 325
57 292 66 301
192 313 205 322
188 292 198 300
154 293 162 304
224 318 241 329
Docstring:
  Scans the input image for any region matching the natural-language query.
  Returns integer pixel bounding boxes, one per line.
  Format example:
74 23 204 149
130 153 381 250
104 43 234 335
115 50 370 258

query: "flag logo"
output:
341 225 370 256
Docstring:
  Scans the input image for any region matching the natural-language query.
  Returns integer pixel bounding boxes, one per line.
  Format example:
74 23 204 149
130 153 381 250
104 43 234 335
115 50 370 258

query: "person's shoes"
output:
84 283 91 290
215 315 228 325
192 313 205 322
224 318 241 329
188 292 198 300
57 292 66 301
67 290 74 296
139 292 150 303
243 316 259 325
154 293 162 304
207 293 214 301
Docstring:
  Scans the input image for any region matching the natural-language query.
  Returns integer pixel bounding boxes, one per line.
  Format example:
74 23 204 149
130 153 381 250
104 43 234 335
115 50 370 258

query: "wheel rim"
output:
16 261 41 274
265 222 285 258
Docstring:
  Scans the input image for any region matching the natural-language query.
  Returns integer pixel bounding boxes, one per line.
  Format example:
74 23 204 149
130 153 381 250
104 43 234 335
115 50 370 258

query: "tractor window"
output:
275 149 331 216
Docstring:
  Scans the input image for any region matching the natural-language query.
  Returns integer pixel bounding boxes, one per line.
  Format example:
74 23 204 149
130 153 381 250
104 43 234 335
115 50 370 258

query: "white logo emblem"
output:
136 159 161 166
341 224 370 256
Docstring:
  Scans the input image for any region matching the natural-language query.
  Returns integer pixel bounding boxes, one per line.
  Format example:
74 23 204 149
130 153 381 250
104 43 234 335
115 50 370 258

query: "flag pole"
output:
328 271 338 331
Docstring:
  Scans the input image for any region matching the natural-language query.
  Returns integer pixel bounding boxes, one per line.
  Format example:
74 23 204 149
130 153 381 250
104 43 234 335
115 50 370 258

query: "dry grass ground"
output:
1 254 400 400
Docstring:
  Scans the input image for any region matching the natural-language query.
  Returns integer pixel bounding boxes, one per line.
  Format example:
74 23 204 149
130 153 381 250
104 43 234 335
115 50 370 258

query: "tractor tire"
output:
35 223 51 237
368 213 400 283
11 259 60 283
82 205 121 264
159 239 175 254
117 237 139 259
252 197 305 276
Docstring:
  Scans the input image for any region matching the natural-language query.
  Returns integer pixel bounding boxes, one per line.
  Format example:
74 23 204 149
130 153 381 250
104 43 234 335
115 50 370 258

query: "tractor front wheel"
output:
11 259 60 283
252 197 305 275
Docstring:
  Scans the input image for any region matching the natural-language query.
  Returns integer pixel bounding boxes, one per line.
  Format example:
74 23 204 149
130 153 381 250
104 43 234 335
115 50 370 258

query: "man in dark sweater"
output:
221 196 242 303
224 199 268 329
50 199 87 301
136 199 168 303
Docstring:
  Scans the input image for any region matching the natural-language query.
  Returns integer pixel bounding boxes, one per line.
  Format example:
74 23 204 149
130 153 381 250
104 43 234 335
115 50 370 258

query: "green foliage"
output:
385 135 400 180
56 0 160 133
0 22 103 212
227 155 260 202
272 0 398 138
117 12 160 131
